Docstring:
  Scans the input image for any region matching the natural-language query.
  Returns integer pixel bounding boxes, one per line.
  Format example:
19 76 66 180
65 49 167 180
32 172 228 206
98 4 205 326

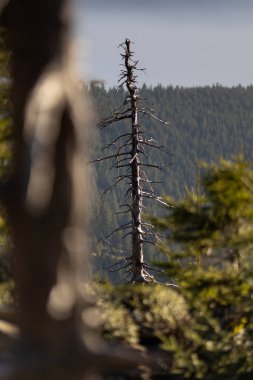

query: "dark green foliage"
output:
151 159 253 379
91 84 253 200
98 276 253 379
98 283 189 378
150 158 253 274
99 284 187 347
90 84 253 278
98 159 253 379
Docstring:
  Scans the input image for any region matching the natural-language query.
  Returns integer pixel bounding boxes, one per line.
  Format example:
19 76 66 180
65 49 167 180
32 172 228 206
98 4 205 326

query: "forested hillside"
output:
89 84 253 278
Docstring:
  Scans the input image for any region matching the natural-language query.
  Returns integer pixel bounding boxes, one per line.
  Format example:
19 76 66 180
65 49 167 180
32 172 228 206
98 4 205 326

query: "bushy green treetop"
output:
150 158 253 275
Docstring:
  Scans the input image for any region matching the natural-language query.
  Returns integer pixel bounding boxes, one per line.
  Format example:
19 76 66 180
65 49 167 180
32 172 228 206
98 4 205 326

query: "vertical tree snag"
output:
125 39 144 282
95 39 171 283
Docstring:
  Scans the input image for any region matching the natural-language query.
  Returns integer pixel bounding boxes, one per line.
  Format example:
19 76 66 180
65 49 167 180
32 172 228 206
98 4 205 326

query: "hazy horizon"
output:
74 1 253 88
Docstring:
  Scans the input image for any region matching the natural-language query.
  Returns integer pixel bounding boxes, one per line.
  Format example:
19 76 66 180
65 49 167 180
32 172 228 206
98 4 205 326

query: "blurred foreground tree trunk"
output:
0 1 95 379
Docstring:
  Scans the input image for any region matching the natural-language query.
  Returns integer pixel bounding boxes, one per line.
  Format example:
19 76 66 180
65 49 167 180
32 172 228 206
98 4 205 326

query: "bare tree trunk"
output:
125 41 145 282
1 1 93 378
131 120 144 282
95 39 170 283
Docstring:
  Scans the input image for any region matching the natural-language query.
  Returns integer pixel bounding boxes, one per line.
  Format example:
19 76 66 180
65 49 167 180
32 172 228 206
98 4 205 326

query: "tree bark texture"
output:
96 39 169 283
1 1 94 378
124 40 145 282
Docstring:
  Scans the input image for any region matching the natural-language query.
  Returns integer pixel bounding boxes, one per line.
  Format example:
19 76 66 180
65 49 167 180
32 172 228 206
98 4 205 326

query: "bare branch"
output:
129 152 137 164
110 157 130 170
109 262 132 273
114 174 131 181
139 139 172 156
116 140 132 155
140 169 154 193
107 257 131 270
140 162 174 169
115 163 132 169
97 221 132 244
140 179 162 185
141 240 159 248
138 147 149 160
140 109 172 125
124 186 132 201
103 133 132 151
141 222 155 229
142 270 159 283
143 264 165 274
93 39 172 283
122 231 132 239
141 191 171 207
139 162 163 170
116 209 131 215
90 152 129 164
98 114 131 129
102 175 130 196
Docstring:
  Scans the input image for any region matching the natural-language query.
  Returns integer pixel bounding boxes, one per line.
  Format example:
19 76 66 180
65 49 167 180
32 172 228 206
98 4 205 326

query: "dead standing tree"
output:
95 39 171 283
0 2 137 379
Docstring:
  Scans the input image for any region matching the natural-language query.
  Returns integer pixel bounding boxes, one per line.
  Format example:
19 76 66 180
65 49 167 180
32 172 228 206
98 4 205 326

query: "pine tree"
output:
150 157 253 276
149 157 253 378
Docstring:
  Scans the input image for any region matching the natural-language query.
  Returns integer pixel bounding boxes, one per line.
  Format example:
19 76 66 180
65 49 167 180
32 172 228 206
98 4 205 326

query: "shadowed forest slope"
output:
89 84 253 278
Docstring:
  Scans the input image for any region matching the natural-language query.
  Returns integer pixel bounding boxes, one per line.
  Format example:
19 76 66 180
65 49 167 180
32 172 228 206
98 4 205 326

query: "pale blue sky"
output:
74 0 253 88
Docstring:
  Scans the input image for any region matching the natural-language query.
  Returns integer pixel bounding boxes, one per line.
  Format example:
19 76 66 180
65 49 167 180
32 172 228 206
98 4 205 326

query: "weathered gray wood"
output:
124 39 145 282
96 39 170 283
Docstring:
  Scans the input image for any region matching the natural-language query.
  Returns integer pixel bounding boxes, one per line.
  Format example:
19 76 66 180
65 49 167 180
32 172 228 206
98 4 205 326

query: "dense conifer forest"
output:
89 83 253 278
